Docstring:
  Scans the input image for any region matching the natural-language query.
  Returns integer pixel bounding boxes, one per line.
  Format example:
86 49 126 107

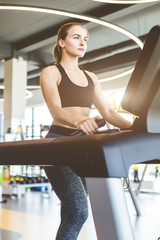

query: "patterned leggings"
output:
44 127 88 240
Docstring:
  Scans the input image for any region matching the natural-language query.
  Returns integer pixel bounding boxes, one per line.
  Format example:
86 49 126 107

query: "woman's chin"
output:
78 54 85 58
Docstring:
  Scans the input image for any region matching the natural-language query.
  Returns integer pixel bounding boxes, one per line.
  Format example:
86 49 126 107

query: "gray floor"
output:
126 191 160 240
1 185 160 240
0 229 22 240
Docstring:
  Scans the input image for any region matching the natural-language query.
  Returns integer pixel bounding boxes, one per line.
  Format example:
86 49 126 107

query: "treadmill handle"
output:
70 119 106 136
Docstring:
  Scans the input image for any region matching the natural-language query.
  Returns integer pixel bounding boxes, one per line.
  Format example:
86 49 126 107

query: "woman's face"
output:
59 25 88 58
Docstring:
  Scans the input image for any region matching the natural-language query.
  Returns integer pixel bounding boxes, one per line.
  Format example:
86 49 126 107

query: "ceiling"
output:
0 0 160 97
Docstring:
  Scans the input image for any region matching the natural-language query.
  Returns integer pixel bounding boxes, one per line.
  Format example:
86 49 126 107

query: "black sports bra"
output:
56 64 95 108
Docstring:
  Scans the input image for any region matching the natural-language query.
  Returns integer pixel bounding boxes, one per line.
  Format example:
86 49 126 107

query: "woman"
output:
40 22 132 240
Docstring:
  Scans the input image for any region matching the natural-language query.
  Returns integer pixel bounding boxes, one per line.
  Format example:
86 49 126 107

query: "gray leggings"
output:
44 128 88 240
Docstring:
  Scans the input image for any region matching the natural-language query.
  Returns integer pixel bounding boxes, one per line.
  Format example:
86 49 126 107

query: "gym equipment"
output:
121 25 160 133
0 25 160 239
70 119 106 136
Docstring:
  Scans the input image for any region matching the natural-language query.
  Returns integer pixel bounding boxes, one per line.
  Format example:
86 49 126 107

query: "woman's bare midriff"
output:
52 106 91 129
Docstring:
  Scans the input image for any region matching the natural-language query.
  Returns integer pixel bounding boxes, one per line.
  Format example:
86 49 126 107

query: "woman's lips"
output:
78 48 85 51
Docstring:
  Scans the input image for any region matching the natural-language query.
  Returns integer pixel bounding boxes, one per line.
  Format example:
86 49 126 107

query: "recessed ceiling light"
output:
26 86 41 89
92 0 160 4
99 68 134 82
0 5 143 82
0 85 33 100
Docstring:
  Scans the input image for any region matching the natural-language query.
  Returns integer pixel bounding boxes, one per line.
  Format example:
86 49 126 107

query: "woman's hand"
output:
75 116 103 135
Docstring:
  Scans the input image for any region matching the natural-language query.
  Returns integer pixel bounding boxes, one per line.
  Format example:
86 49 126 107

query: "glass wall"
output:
25 105 52 139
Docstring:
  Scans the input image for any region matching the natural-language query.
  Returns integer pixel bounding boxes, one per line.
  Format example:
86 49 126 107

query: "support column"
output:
4 57 27 137
86 177 135 240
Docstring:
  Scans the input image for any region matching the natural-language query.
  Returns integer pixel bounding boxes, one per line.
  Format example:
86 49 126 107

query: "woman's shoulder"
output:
40 65 61 82
41 65 59 75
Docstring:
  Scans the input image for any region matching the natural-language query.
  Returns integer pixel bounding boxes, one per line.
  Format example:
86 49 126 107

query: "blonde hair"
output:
53 22 88 64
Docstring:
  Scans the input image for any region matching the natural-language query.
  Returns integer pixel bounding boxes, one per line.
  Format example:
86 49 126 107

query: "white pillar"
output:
86 178 135 240
4 57 27 136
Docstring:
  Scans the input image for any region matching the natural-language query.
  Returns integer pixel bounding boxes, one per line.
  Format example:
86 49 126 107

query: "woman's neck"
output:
60 57 79 71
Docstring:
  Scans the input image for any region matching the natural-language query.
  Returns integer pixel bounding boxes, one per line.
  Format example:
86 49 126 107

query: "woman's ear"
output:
58 39 65 48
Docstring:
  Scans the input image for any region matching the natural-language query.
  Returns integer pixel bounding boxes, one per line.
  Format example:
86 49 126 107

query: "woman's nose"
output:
80 39 85 45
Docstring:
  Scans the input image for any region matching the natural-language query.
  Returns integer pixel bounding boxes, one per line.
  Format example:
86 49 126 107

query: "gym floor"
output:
0 185 160 240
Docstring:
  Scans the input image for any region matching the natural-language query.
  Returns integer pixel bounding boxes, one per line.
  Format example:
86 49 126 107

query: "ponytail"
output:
53 43 62 64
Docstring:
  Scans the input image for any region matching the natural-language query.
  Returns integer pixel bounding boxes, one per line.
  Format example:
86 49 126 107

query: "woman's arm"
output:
40 66 101 134
88 71 132 129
